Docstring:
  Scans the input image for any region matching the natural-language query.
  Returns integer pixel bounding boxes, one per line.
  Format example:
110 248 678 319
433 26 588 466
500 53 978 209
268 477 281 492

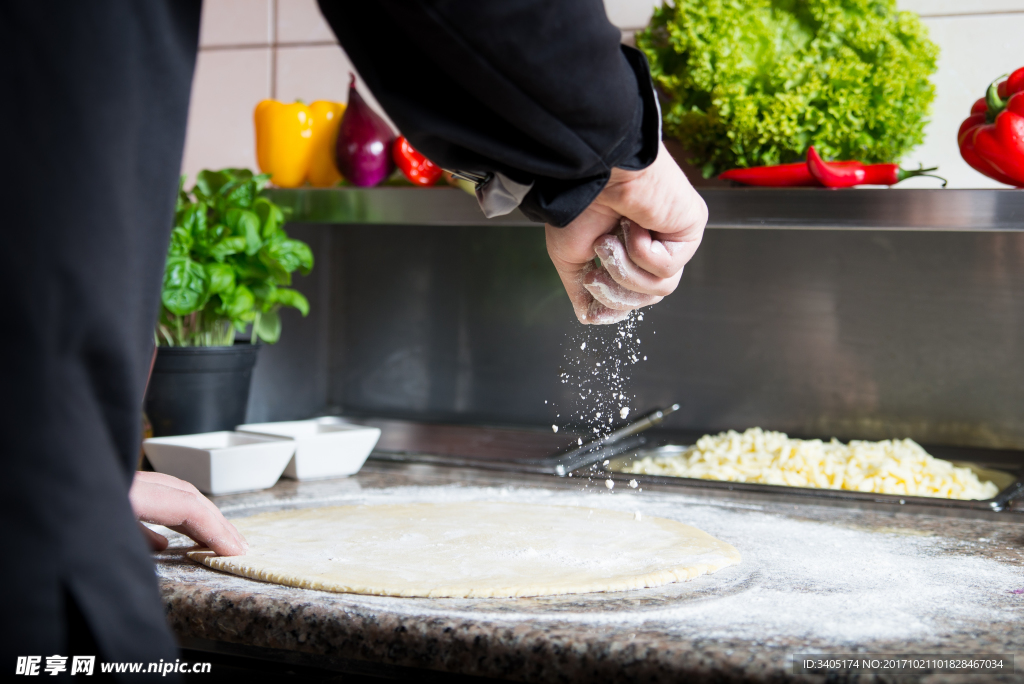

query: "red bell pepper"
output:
958 112 1020 186
973 68 1024 119
392 135 442 186
959 76 1024 186
998 66 1024 100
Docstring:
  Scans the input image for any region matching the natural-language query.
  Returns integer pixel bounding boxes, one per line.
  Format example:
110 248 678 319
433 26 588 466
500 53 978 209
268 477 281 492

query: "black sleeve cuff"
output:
518 45 662 227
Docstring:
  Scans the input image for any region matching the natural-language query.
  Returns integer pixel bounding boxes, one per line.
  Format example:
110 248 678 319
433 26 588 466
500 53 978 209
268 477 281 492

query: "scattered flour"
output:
156 484 1023 645
550 311 647 459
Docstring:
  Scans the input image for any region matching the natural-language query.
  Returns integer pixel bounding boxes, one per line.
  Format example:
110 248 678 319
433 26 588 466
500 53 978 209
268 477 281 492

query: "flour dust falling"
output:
549 309 649 486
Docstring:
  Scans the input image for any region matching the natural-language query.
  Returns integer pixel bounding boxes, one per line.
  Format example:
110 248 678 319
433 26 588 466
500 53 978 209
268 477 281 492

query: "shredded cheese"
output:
622 427 999 500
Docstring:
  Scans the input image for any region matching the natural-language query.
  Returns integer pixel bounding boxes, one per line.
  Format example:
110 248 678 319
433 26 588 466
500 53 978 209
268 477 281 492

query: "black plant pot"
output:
144 344 261 437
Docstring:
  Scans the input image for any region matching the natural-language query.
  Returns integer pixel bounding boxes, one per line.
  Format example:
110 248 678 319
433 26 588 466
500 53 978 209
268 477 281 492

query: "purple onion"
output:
336 74 396 187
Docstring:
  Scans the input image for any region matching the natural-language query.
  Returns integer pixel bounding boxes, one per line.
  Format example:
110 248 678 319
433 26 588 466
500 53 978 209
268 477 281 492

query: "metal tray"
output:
606 444 1024 513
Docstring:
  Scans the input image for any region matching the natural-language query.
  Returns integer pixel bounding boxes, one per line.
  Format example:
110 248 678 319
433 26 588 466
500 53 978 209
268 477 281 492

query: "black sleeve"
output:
316 0 660 227
0 0 199 662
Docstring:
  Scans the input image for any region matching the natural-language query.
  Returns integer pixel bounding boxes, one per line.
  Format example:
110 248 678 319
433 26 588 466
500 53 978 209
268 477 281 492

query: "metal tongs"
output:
544 404 680 476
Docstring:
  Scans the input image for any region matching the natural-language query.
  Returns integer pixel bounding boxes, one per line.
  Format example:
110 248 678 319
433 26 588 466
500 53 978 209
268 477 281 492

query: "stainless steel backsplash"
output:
247 223 1024 451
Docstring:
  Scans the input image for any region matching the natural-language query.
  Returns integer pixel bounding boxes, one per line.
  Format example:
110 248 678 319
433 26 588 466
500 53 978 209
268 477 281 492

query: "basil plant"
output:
157 168 312 346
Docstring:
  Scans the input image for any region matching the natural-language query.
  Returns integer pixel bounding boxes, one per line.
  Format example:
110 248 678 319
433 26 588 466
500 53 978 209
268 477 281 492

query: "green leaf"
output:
255 309 281 344
265 239 314 275
161 256 207 315
274 288 310 316
190 202 209 237
251 282 277 309
234 259 270 282
253 173 272 192
253 197 284 238
176 175 190 212
227 208 262 255
221 170 257 207
206 262 235 294
224 182 256 208
195 219 227 255
194 169 232 199
209 235 247 260
168 226 193 256
258 251 291 285
222 284 254 319
224 168 254 183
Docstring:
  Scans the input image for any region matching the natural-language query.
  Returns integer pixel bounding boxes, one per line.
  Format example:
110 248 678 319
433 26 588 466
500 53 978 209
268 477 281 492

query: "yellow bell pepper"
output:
254 99 346 188
307 100 346 187
254 100 314 188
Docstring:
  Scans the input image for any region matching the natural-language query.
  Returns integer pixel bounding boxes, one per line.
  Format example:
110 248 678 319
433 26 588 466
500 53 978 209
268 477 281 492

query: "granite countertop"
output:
156 461 1024 683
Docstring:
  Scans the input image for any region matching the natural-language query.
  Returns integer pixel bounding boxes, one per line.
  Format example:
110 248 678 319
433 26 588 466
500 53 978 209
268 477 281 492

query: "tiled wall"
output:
180 0 389 181
181 0 1024 189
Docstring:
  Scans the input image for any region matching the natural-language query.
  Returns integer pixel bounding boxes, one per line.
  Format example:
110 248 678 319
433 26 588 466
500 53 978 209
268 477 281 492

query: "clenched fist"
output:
545 142 707 324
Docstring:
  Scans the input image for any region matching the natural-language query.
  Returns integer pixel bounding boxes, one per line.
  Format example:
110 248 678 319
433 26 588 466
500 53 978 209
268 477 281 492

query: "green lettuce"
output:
637 0 939 177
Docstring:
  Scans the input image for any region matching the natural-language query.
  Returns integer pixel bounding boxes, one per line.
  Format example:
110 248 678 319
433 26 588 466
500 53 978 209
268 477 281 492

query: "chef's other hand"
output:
129 471 247 556
545 142 707 324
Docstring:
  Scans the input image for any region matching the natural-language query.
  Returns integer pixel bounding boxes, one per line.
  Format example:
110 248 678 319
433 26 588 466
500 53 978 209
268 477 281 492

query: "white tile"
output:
180 48 271 182
603 0 658 29
898 14 1024 188
277 0 337 43
199 0 272 47
898 0 1024 16
275 45 397 131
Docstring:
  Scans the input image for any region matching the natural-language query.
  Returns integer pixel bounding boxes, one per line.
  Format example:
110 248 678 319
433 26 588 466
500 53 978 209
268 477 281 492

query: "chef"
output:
0 0 706 672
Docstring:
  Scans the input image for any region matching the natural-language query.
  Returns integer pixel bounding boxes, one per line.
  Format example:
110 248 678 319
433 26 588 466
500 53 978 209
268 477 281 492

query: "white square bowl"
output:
236 417 381 480
142 431 296 495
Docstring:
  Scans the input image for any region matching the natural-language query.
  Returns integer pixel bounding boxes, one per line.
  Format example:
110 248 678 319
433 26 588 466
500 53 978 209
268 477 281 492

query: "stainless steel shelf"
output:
707 188 1024 231
265 187 533 227
266 187 1024 231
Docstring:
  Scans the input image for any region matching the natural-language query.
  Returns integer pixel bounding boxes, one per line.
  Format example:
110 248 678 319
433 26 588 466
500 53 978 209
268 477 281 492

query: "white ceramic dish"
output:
142 431 295 495
236 417 381 480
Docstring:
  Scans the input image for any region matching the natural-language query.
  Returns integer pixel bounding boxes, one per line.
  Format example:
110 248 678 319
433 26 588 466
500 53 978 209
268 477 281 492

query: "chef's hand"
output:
129 471 248 556
545 142 707 324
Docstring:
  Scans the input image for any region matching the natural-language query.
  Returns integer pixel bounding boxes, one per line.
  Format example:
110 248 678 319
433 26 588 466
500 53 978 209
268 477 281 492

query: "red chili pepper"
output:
858 162 946 186
721 159 942 187
392 135 442 186
806 146 867 188
719 162 821 186
959 78 1024 186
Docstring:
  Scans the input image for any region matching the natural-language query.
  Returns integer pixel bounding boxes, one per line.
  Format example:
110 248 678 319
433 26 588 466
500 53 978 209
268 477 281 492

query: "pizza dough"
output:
188 502 741 598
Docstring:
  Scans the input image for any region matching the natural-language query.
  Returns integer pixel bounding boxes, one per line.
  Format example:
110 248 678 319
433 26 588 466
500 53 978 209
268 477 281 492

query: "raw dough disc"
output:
188 502 741 598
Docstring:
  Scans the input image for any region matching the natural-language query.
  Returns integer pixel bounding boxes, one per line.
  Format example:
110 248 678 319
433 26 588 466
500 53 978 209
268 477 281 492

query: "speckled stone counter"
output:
155 462 1024 683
